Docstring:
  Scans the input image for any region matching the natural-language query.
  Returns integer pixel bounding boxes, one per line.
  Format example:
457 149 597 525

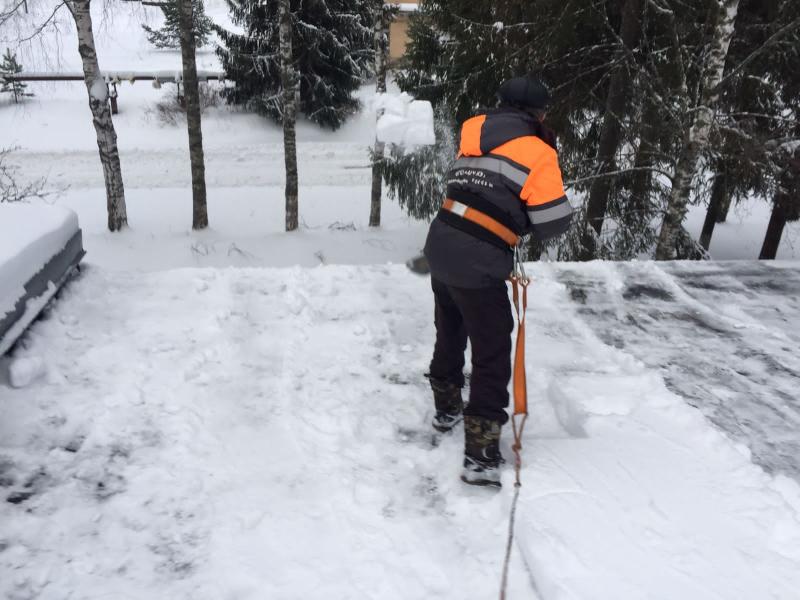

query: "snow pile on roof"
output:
375 92 435 147
0 204 79 319
0 204 80 356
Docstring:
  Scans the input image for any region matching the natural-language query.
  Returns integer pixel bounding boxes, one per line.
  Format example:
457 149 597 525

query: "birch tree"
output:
278 0 298 231
654 0 741 260
66 0 128 231
369 0 389 228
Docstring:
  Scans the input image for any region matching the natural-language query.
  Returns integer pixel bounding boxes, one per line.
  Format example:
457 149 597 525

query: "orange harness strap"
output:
442 198 520 247
499 271 530 600
509 274 529 487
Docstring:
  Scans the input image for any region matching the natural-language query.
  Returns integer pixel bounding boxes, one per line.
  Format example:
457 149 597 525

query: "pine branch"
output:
716 17 800 90
566 165 676 187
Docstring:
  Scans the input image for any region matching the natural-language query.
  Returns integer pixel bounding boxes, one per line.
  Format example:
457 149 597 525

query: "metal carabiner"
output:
512 241 529 284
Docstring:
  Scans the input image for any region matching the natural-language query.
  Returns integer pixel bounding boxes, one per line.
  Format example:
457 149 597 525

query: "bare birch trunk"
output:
369 0 389 228
177 0 208 230
577 0 642 260
279 0 299 232
655 0 741 260
67 0 127 231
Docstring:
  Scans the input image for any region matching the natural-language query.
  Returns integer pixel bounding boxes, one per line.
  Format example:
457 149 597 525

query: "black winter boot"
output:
428 376 464 433
461 416 502 487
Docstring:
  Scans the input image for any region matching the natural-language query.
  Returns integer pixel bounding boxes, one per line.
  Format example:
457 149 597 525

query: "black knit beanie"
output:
496 75 551 111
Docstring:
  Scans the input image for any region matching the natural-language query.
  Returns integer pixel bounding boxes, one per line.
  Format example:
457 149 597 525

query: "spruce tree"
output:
216 0 373 129
396 0 608 128
1 48 33 103
142 0 213 50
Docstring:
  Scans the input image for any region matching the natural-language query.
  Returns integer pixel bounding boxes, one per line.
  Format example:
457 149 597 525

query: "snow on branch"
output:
375 92 435 148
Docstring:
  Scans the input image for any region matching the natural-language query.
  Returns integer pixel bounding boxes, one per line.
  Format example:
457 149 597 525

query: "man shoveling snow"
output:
422 75 573 487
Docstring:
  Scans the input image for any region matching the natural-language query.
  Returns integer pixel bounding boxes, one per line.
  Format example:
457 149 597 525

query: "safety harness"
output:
437 188 523 251
441 198 520 248
509 245 529 465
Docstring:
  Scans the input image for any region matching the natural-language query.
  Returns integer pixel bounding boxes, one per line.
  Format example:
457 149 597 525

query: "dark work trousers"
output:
429 277 514 425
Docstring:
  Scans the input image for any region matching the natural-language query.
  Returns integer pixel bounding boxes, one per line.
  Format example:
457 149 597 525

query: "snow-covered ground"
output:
2 262 800 599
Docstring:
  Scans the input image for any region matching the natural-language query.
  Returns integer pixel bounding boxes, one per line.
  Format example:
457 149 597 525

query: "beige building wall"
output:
389 2 419 62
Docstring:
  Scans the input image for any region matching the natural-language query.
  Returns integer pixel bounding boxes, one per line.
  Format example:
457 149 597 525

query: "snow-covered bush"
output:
145 83 222 126
0 148 45 203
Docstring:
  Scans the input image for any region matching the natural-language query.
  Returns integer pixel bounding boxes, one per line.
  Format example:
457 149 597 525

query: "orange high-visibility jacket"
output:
436 108 573 249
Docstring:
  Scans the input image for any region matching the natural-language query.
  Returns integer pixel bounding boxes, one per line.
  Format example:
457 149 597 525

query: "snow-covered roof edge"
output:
3 71 224 83
390 3 419 13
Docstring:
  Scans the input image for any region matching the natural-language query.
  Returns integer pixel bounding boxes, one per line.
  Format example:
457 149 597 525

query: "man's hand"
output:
406 253 430 275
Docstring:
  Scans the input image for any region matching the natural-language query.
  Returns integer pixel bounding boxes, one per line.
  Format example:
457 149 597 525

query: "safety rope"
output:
500 244 530 600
